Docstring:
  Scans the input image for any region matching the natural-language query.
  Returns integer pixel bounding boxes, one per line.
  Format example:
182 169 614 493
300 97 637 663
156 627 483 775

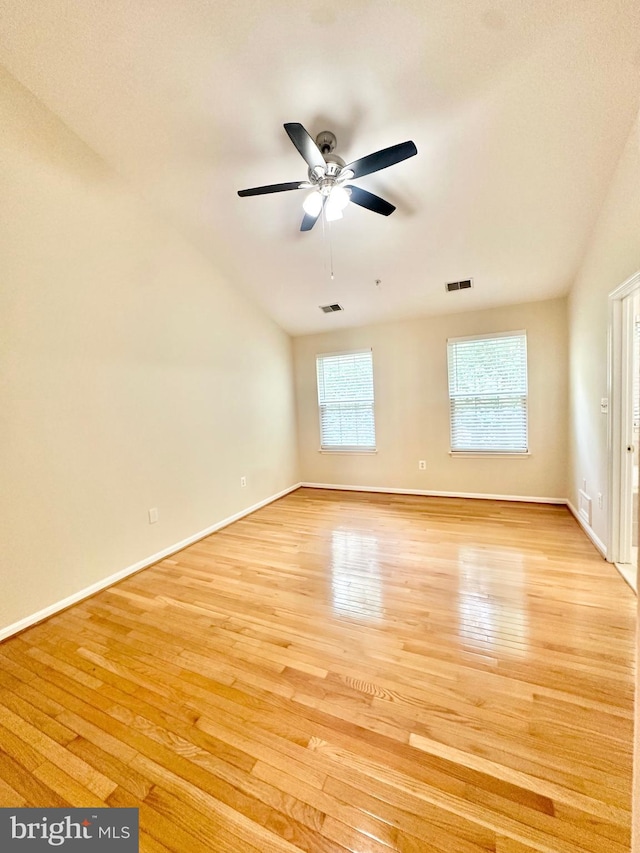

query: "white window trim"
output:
449 451 531 458
315 347 373 358
318 448 378 454
447 331 529 455
447 329 527 344
316 348 377 452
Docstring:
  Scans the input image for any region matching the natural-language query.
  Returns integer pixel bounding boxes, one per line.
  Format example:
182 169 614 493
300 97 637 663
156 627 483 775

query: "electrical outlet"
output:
148 508 158 524
240 476 246 488
598 493 603 509
418 460 426 470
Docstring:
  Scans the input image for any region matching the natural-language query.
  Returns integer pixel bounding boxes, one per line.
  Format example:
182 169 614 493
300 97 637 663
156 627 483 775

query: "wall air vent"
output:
445 278 473 292
320 303 343 313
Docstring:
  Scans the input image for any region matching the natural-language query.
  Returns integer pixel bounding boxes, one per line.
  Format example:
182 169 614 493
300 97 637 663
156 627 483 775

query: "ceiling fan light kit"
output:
238 123 417 232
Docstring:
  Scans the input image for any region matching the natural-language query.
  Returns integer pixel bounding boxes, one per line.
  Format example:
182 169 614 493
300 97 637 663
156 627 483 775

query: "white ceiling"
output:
1 0 639 334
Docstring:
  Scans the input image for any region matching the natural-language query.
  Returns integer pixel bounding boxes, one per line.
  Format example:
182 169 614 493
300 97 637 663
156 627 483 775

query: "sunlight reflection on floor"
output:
330 529 384 620
457 546 529 657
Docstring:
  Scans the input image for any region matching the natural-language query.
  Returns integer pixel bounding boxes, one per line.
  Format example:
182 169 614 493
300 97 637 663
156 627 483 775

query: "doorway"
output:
609 271 640 591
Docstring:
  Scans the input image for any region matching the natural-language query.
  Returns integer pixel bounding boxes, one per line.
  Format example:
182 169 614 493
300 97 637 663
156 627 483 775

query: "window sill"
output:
449 451 530 458
318 449 377 454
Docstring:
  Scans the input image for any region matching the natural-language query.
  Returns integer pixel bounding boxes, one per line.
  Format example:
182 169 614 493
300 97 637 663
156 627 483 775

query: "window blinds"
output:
316 350 376 450
447 332 528 453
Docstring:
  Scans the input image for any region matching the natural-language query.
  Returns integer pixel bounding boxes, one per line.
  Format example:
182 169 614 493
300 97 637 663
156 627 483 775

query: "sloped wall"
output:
0 68 299 634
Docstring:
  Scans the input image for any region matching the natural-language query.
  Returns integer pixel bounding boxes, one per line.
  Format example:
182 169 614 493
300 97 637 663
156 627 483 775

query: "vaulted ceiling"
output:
1 1 639 334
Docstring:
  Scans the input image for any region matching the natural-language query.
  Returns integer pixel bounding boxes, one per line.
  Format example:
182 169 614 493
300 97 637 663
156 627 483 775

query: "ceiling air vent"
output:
320 303 343 313
445 278 473 292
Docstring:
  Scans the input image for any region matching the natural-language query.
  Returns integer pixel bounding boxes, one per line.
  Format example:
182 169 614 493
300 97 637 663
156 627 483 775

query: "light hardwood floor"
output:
0 488 635 852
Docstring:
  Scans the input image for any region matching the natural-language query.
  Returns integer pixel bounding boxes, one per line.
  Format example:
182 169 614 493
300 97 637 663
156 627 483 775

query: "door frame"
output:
608 270 640 564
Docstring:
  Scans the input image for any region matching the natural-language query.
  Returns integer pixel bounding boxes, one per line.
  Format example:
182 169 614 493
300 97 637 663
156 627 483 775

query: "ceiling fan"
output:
237 123 417 232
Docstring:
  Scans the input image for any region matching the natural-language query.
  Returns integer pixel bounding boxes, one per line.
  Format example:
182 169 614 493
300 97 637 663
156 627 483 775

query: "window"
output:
447 331 528 453
316 349 376 451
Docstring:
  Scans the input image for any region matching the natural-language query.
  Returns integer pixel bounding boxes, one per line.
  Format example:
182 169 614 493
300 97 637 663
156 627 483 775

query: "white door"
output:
609 273 640 589
618 291 639 567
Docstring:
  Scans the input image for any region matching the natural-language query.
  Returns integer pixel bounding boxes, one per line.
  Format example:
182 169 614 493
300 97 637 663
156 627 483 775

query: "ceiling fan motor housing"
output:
308 133 346 188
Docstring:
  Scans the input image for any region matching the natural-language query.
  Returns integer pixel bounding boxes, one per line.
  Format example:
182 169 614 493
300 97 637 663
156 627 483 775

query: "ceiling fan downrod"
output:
315 130 337 156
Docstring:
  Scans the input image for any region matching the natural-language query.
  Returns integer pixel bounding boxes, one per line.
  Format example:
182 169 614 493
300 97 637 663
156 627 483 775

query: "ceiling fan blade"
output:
300 198 326 231
343 141 417 179
347 186 396 216
238 181 305 197
284 123 326 172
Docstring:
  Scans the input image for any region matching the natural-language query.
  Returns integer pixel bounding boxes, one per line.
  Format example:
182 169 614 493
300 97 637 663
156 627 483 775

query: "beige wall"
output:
562 111 640 850
0 68 299 634
567 114 640 547
293 298 567 500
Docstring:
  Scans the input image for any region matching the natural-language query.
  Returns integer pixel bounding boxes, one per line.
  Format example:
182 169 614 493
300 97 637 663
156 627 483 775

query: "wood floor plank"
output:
0 751 66 807
322 774 497 851
107 784 256 853
31 760 109 807
0 488 634 852
0 776 27 807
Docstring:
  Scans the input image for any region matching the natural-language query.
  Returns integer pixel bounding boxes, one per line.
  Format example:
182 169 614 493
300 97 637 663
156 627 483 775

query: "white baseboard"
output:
300 482 566 504
566 500 607 558
0 483 301 643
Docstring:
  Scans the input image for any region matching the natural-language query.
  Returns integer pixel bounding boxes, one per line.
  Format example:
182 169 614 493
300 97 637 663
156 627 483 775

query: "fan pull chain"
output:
320 205 335 281
321 203 327 277
328 218 335 281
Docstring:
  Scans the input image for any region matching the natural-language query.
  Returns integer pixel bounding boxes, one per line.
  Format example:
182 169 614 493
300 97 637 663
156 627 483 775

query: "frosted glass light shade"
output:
325 186 350 222
325 203 343 222
331 186 350 210
303 191 323 216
